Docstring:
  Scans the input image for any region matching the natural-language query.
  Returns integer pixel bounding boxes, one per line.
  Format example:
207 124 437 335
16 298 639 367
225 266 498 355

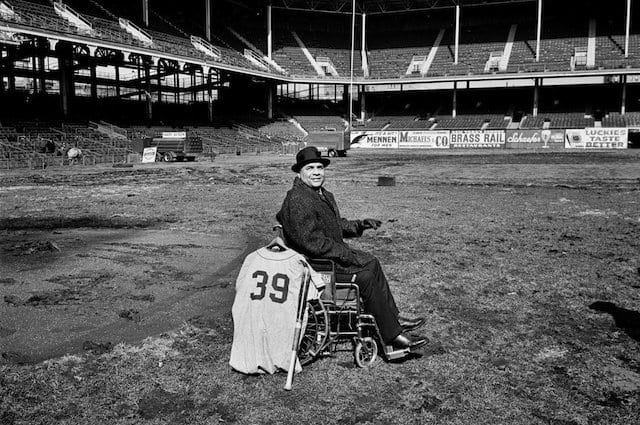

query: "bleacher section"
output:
271 31 319 77
2 0 282 75
293 115 346 132
519 113 594 129
602 112 640 127
1 0 640 81
0 115 310 168
188 124 281 155
2 1 640 81
349 112 607 131
0 121 136 168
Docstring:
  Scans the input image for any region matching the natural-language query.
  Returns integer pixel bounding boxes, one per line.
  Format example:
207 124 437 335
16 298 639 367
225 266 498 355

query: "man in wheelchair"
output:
276 146 427 352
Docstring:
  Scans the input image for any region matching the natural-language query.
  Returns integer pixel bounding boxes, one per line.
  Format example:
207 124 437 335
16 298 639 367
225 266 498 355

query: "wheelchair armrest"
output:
307 258 335 272
307 258 336 301
307 259 359 306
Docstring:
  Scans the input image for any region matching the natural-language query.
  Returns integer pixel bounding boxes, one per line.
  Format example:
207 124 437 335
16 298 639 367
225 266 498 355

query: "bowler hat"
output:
291 146 330 172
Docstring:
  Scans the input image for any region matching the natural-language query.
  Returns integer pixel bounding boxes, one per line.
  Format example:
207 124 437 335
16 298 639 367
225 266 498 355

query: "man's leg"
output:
351 257 402 344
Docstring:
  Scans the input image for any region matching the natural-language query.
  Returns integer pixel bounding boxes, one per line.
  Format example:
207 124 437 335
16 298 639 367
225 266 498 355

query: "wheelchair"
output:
298 258 415 367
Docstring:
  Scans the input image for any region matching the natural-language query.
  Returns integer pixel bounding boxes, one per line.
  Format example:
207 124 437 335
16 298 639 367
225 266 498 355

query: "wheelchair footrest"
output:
383 346 410 360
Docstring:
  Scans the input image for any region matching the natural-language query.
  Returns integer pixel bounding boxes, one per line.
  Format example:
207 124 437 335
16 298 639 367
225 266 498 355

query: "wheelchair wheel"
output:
298 298 329 366
354 337 378 368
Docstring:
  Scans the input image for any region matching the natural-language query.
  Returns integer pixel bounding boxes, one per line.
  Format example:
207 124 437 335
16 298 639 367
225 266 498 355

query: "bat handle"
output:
285 264 311 391
284 349 297 391
284 322 303 390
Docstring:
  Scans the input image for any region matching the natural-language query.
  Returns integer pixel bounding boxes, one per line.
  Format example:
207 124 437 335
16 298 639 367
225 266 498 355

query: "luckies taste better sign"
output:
565 128 628 149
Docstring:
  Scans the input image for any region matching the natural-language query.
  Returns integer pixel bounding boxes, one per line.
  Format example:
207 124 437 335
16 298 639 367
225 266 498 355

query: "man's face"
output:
299 162 325 188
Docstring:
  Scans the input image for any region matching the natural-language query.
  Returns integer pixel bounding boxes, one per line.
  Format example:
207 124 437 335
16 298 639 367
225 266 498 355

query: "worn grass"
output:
1 151 640 424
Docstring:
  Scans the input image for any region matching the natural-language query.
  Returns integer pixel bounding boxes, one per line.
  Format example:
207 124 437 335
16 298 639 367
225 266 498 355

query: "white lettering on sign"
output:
505 130 565 148
162 131 187 139
507 132 541 143
566 128 628 149
399 131 450 149
350 131 399 148
451 131 505 148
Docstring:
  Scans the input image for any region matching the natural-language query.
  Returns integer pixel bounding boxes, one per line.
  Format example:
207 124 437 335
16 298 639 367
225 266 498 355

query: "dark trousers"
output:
337 257 402 344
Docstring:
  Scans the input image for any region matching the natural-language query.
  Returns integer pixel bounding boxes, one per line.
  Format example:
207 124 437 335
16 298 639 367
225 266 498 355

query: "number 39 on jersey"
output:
250 270 290 304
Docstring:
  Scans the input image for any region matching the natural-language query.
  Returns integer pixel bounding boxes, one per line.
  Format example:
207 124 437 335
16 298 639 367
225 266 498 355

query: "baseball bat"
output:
284 263 311 391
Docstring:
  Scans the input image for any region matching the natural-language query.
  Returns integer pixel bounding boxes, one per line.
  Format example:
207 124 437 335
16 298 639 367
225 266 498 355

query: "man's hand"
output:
362 219 382 230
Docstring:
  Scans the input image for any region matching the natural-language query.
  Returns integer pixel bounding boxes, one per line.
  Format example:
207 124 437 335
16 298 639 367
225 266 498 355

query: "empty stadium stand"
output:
2 0 640 169
520 112 594 129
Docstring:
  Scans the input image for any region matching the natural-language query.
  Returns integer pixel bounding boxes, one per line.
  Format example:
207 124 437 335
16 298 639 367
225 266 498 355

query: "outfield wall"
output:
350 128 629 150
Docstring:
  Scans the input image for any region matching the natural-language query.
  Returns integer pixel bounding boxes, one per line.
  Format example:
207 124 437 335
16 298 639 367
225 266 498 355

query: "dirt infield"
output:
1 150 639 424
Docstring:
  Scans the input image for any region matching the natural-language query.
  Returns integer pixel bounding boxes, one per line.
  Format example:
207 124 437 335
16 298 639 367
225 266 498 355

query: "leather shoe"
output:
392 334 427 350
399 316 426 332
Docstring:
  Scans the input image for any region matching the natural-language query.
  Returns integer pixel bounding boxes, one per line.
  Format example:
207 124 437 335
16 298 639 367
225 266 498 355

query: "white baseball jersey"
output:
229 247 324 375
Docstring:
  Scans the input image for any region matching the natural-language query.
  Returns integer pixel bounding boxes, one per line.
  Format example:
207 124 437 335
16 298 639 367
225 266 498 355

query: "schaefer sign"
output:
398 131 450 149
350 131 399 149
565 128 628 149
450 130 505 148
505 129 565 149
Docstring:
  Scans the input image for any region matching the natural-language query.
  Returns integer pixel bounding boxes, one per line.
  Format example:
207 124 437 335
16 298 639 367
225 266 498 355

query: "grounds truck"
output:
142 131 203 162
305 129 350 157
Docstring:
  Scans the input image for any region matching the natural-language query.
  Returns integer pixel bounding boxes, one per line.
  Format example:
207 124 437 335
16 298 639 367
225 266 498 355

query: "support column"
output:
115 64 120 98
452 81 457 117
205 0 211 41
157 67 162 103
625 0 631 58
6 47 16 92
37 53 46 94
267 82 274 120
267 4 272 60
175 72 180 104
361 13 367 76
144 62 152 121
90 60 98 101
359 85 366 120
533 78 540 116
191 72 196 103
7 54 15 92
31 56 38 94
207 69 213 122
621 74 627 115
536 0 543 61
0 47 4 95
136 61 142 101
58 43 74 117
142 0 149 26
454 5 460 64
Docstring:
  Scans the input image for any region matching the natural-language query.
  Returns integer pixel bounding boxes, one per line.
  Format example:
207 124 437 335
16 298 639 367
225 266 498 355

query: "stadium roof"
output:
257 0 537 14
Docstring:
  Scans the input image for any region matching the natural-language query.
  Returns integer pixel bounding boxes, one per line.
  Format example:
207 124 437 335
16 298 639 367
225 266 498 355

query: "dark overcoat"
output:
276 177 375 273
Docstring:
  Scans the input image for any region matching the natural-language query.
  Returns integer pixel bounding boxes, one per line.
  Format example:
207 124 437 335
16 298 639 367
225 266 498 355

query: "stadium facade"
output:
0 0 638 167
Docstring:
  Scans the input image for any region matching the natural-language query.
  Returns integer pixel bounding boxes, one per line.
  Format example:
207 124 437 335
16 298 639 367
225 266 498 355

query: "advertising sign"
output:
162 131 187 139
398 130 450 149
350 131 399 149
505 129 565 149
565 128 628 149
450 130 505 148
141 147 157 163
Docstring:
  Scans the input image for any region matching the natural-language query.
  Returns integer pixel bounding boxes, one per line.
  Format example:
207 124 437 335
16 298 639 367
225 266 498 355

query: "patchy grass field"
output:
1 150 640 424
